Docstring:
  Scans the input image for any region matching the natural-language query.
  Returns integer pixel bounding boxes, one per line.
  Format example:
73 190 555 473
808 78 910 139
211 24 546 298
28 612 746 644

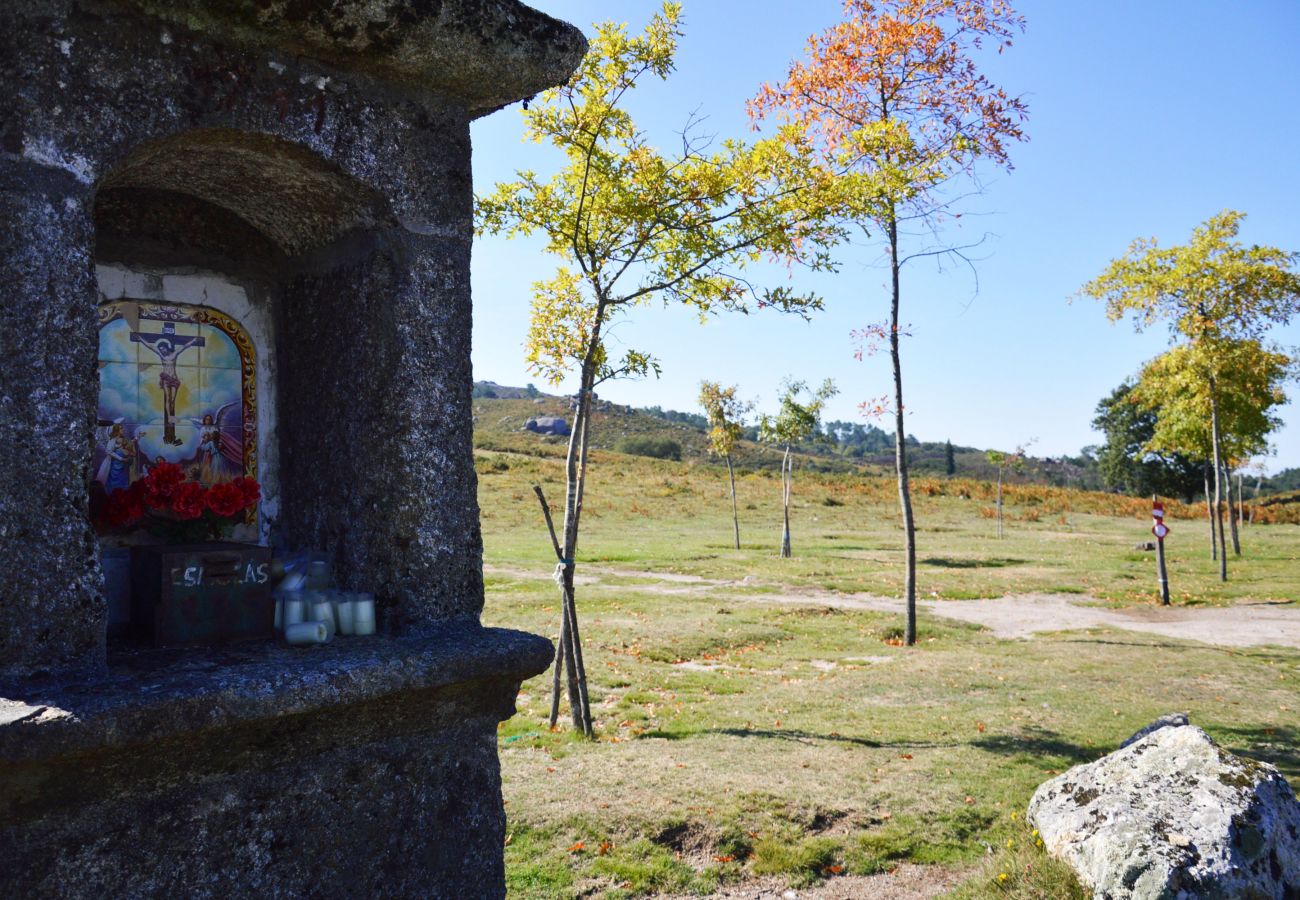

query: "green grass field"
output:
477 446 1300 898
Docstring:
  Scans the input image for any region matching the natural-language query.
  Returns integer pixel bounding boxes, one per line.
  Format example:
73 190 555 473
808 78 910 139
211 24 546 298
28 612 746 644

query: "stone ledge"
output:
119 0 589 116
0 623 553 763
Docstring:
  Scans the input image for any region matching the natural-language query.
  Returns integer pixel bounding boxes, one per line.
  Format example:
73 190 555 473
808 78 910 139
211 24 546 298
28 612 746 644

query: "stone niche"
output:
0 2 585 897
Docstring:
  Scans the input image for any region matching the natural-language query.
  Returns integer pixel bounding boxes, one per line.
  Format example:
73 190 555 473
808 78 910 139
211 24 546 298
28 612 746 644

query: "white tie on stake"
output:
1152 500 1171 539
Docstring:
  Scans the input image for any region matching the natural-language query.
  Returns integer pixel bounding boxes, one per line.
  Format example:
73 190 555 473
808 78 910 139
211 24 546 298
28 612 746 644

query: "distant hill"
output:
471 381 1105 490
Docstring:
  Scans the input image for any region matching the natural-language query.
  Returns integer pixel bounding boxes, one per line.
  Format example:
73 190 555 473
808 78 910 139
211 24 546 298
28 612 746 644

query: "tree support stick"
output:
534 484 593 737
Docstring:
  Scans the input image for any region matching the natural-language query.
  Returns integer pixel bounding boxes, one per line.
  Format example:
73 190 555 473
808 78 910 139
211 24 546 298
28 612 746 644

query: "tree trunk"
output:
995 469 1004 539
887 211 917 646
1226 464 1241 556
726 454 740 550
780 445 792 558
546 308 609 738
1208 378 1227 581
1204 466 1216 560
1237 471 1246 530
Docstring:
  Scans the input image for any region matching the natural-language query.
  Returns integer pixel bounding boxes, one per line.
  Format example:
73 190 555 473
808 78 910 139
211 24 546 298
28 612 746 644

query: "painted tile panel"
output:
94 301 257 512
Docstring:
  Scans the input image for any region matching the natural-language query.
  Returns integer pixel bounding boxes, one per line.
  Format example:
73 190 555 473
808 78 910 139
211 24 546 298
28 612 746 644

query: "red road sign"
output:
1152 502 1165 519
1152 522 1170 539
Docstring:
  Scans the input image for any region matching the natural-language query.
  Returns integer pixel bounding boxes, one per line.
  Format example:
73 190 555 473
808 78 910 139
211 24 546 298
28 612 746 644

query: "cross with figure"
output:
131 321 204 445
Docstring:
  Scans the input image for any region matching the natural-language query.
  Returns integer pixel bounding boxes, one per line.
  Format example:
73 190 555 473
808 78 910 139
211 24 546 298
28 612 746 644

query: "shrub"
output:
615 437 682 461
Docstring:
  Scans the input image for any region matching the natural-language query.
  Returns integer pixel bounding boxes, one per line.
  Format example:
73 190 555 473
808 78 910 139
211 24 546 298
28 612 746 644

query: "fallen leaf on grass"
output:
899 753 913 760
964 796 975 804
827 865 844 875
598 841 612 856
714 855 734 863
567 842 585 854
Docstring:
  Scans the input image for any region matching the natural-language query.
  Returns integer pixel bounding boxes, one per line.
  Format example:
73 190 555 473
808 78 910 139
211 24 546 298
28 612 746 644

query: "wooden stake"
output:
534 485 593 736
1154 494 1170 606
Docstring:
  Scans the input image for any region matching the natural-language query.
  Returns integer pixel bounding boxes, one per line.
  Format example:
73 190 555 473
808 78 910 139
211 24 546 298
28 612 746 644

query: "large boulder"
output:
524 416 570 436
1028 724 1300 899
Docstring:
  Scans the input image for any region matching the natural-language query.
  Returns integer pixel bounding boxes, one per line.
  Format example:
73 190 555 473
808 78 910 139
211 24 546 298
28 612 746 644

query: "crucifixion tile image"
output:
131 321 205 445
94 301 257 519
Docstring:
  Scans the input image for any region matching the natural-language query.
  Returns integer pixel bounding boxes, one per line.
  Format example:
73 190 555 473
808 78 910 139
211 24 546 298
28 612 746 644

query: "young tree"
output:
944 439 956 477
751 0 1029 645
476 4 845 735
1082 212 1300 580
1129 338 1294 564
698 381 753 549
759 378 837 558
984 444 1027 538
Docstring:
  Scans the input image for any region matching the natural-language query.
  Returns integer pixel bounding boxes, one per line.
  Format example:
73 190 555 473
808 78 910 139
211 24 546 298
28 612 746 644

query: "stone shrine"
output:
0 2 585 896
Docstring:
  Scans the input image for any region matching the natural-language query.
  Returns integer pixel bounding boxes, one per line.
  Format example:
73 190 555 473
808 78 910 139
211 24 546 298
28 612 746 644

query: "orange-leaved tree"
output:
751 0 1028 644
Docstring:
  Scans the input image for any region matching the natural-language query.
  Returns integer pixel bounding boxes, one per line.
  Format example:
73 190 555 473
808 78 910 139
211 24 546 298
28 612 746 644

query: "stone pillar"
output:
277 225 482 628
0 159 105 680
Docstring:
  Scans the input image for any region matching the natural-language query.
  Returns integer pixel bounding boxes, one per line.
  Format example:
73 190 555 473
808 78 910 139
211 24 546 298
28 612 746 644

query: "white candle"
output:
310 595 336 637
334 595 355 636
352 594 376 636
284 621 329 645
283 598 306 627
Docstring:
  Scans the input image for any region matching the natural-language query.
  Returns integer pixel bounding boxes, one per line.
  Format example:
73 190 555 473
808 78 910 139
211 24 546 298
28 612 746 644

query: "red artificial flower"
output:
103 488 144 527
171 481 207 520
230 476 261 507
206 482 246 518
140 461 186 508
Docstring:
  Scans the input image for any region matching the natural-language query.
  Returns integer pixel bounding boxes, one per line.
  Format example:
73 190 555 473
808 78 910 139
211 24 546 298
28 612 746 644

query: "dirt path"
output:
485 564 1300 650
660 864 970 900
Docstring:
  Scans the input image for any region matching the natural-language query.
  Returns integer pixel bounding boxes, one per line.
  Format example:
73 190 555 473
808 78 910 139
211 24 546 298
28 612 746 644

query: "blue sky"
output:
470 0 1300 470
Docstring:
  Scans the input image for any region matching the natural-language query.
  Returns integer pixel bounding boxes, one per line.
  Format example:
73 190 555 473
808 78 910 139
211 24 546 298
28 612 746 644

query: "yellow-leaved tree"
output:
1080 211 1300 580
476 3 855 735
698 381 753 551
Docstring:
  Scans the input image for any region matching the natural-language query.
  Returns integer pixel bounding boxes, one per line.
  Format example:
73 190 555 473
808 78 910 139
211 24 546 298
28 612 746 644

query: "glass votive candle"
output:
333 592 356 636
284 621 330 645
352 593 376 636
308 591 335 638
282 596 307 628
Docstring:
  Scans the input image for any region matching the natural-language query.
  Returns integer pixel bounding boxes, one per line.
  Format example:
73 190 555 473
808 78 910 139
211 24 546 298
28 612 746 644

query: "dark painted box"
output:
130 543 274 645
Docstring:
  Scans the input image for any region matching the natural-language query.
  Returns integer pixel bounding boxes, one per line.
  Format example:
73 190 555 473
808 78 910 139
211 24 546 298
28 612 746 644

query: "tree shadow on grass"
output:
1213 723 1300 780
637 726 960 751
970 728 1098 767
921 557 1027 569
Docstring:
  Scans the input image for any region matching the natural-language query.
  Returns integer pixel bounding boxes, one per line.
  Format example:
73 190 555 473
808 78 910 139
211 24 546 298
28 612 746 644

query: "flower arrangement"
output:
98 461 261 542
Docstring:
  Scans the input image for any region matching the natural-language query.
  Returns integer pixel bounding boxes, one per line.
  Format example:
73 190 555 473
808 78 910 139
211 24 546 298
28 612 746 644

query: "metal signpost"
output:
1152 498 1171 606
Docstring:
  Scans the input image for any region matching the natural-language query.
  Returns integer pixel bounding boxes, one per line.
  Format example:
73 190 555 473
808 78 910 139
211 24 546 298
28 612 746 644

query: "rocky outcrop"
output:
1028 724 1300 899
525 415 570 436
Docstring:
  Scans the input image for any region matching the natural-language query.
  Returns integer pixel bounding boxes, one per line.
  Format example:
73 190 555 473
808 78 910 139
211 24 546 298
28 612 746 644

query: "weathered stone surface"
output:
124 0 588 117
1120 712 1189 748
2 0 580 893
0 163 105 681
1 0 585 675
2 625 554 899
1028 725 1300 899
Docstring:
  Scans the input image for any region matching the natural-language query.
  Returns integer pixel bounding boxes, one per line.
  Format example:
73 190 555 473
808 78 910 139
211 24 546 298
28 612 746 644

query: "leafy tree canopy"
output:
1129 338 1295 465
1080 210 1300 344
759 378 838 447
476 2 855 390
698 382 752 459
